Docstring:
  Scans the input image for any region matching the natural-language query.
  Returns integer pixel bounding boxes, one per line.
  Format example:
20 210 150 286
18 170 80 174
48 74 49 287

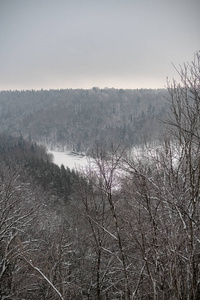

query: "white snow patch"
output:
48 150 94 170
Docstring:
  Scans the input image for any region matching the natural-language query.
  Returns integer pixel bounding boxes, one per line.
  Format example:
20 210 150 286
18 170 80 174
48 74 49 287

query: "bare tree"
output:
0 161 70 300
165 52 200 300
0 164 40 299
76 143 132 300
120 52 200 300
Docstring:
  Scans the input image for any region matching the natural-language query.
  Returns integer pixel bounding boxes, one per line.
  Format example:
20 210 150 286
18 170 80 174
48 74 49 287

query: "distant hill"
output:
0 88 169 152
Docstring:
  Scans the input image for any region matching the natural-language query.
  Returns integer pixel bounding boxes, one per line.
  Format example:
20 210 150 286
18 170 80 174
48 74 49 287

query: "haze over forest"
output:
0 87 169 153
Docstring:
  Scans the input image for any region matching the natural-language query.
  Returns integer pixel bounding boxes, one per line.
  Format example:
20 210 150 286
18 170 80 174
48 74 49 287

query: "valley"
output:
0 54 200 300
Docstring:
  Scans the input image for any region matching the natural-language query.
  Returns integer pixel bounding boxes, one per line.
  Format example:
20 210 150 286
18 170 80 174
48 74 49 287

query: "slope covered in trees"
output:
0 134 79 201
0 88 168 152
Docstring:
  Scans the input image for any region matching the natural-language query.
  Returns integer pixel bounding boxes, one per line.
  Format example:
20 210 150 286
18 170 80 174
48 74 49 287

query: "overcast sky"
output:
0 0 199 90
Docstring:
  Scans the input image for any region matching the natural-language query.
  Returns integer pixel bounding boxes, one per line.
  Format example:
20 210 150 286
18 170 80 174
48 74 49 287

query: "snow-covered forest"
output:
0 53 200 300
0 87 168 152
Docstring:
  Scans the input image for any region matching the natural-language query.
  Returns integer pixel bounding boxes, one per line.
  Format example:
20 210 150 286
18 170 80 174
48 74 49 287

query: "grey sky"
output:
0 0 199 90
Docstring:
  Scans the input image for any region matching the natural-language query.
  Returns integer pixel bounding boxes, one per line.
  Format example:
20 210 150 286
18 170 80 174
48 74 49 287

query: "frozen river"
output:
48 150 94 170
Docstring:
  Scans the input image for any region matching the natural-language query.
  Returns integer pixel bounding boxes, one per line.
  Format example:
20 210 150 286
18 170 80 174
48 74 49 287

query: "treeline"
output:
0 88 168 152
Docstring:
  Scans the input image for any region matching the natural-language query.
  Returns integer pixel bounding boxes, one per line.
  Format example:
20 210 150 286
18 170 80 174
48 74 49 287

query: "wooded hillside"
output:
0 88 168 152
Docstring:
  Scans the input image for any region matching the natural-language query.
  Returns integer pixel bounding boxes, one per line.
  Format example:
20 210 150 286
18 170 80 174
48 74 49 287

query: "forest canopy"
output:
0 88 168 152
